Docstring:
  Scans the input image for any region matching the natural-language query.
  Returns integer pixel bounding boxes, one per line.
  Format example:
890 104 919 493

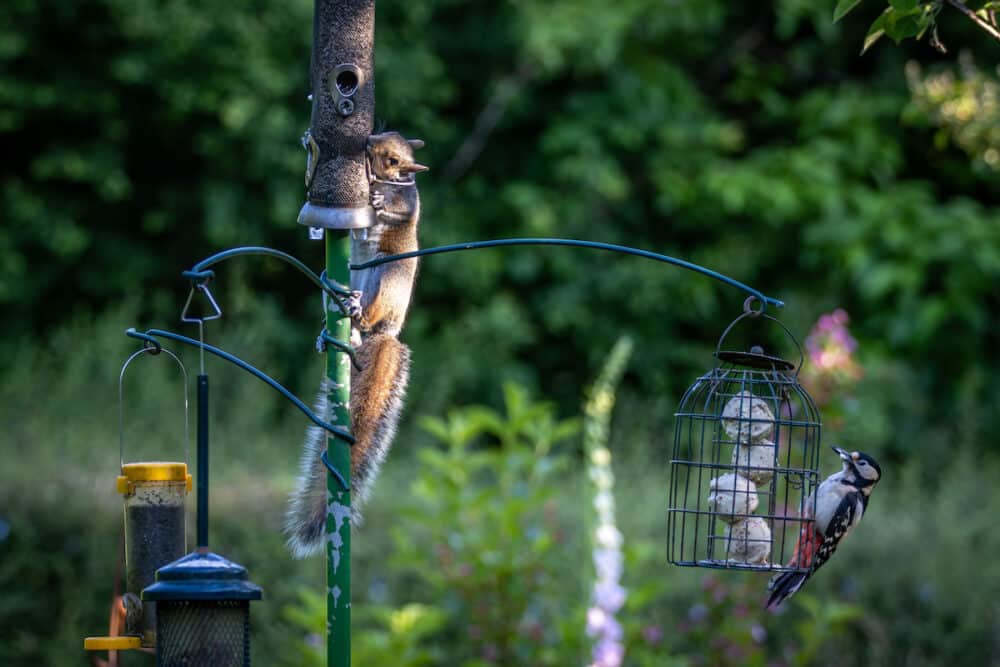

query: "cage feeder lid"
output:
142 550 262 602
714 346 795 371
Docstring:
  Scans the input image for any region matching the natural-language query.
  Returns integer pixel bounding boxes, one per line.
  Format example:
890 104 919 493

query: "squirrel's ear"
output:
407 139 425 150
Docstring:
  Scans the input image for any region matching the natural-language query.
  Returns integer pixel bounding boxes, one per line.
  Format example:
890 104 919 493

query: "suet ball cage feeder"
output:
667 299 822 572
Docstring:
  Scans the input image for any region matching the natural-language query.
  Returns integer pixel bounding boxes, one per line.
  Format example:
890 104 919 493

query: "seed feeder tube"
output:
119 462 192 645
85 344 192 655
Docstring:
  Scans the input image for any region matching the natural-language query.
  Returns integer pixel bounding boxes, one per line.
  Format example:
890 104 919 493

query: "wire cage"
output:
667 301 822 572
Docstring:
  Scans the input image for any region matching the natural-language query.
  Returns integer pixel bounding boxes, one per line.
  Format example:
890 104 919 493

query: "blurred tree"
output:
1 0 998 447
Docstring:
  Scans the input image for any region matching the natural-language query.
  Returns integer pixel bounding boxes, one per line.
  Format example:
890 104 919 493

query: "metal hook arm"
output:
349 238 784 311
125 328 354 445
187 246 352 297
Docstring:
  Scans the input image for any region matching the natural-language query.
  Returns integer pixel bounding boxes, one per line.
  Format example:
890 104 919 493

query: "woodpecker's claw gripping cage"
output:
667 298 821 573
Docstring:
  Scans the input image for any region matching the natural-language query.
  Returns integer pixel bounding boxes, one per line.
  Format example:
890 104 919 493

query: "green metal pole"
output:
326 232 353 666
297 1 374 662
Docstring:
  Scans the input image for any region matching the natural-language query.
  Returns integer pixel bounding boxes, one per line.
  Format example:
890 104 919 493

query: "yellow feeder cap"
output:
84 636 142 651
117 462 192 494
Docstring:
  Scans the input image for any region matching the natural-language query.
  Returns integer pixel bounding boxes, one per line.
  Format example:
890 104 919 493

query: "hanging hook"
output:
180 280 223 325
180 277 222 375
743 296 765 317
714 306 804 374
118 338 190 471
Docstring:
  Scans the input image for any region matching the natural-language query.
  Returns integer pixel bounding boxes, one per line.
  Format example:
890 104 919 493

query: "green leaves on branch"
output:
838 0 1000 52
852 2 941 54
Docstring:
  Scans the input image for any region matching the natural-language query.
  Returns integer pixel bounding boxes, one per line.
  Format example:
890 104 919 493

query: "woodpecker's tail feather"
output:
765 518 822 608
766 570 810 609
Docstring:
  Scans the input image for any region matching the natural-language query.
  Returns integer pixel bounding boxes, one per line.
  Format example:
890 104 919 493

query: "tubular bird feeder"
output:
84 345 192 656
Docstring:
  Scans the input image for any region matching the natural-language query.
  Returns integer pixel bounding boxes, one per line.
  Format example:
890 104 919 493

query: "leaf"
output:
885 11 928 42
889 0 918 10
417 415 451 444
861 10 889 54
834 0 865 22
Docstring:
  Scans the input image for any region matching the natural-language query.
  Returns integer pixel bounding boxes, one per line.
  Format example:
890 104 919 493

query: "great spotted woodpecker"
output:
766 446 882 609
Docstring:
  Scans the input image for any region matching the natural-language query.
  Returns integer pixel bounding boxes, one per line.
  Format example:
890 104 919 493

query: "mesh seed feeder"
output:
142 550 262 666
85 345 192 654
667 298 821 572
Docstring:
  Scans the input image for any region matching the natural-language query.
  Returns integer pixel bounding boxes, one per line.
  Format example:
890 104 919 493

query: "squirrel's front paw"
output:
346 291 364 319
370 192 385 209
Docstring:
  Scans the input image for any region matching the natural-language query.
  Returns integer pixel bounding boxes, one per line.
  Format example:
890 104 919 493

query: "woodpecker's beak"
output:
832 446 851 461
409 162 429 173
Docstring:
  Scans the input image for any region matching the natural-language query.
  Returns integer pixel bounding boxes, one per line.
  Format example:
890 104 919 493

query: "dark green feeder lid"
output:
142 550 263 602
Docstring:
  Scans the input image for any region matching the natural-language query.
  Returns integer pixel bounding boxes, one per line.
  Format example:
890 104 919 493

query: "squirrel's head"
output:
366 132 428 182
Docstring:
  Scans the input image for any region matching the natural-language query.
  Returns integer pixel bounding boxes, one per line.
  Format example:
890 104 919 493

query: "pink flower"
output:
801 308 863 406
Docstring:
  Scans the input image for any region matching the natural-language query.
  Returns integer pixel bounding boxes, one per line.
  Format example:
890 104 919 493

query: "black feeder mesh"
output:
156 600 250 666
667 363 822 573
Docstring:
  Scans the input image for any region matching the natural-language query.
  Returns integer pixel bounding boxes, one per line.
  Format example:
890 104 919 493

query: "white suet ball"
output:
707 473 758 522
731 440 776 484
721 390 775 443
724 517 771 564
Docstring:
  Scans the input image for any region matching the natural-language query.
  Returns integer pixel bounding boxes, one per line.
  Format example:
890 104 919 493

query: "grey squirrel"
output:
285 132 427 557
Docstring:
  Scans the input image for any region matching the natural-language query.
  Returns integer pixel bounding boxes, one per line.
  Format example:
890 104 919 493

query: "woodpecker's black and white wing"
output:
766 490 867 609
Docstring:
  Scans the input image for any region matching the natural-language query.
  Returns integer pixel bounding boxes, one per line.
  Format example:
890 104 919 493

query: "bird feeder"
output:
667 299 821 572
85 345 192 654
142 550 262 666
119 462 192 643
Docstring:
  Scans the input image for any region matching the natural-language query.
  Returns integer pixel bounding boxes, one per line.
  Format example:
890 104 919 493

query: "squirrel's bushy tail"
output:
284 334 411 558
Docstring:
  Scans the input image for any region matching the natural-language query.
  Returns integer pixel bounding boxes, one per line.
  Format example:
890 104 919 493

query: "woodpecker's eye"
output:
388 157 399 166
858 461 867 467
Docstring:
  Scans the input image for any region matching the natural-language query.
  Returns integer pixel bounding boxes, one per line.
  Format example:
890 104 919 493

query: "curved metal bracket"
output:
318 328 361 370
125 328 354 446
185 246 353 315
321 450 350 491
350 237 785 311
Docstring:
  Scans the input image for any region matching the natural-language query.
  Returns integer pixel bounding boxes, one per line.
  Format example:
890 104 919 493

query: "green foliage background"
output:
1 0 999 665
